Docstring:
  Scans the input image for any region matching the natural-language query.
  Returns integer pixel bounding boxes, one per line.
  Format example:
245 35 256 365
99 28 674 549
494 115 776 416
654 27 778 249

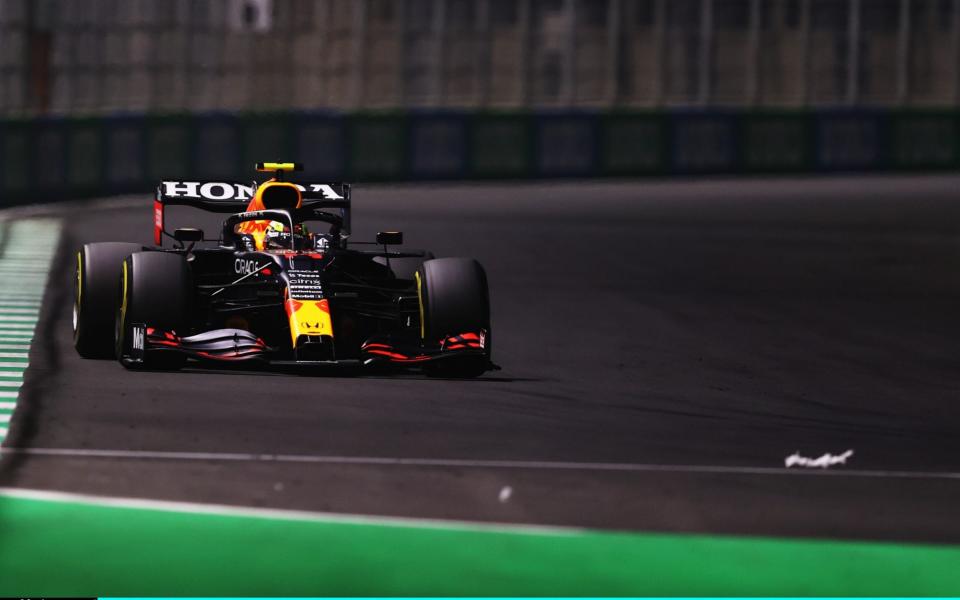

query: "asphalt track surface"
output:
3 175 960 544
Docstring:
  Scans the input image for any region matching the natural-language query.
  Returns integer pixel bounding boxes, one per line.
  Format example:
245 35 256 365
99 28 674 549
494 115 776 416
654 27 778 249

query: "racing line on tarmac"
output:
8 446 960 481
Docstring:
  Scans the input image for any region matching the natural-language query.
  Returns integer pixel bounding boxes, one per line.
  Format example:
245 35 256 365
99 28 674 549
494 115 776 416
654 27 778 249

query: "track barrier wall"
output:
1 109 958 205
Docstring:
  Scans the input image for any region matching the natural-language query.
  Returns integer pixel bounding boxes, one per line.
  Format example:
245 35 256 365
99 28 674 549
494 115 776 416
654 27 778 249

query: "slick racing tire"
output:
416 257 491 378
74 242 144 359
116 251 191 370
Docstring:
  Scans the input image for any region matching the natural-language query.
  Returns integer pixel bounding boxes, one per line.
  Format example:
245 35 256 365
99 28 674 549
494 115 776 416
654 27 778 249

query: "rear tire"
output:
116 251 191 370
74 242 144 359
417 257 491 378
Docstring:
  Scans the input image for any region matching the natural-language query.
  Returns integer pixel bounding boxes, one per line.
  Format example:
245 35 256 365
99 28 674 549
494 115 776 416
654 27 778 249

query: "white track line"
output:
0 345 29 351
0 402 14 409
0 353 28 359
0 381 22 388
0 362 29 368
0 487 577 536
6 447 960 481
0 414 9 423
0 392 19 398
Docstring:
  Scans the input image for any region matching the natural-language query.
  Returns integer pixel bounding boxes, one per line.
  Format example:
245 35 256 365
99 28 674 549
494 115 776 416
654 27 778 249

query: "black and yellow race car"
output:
73 163 495 378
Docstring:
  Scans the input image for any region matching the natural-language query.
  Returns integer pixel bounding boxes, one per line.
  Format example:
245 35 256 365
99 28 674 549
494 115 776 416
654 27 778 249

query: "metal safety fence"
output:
1 0 960 116
1 108 957 204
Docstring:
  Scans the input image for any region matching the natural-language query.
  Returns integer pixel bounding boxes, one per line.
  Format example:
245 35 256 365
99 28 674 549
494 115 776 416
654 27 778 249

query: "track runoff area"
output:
3 176 960 595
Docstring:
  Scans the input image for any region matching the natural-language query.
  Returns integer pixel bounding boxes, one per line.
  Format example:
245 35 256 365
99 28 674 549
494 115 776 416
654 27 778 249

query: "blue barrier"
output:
814 111 886 171
534 112 600 177
408 112 468 179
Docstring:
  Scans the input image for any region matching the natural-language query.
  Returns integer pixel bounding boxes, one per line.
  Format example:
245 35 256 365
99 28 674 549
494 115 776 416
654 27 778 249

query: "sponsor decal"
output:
296 184 344 199
200 182 244 200
287 269 324 300
153 199 164 245
235 258 265 275
162 181 341 201
132 325 145 351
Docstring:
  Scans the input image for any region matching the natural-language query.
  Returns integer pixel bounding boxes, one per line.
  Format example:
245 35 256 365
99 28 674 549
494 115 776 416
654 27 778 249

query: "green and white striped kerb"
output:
0 218 62 444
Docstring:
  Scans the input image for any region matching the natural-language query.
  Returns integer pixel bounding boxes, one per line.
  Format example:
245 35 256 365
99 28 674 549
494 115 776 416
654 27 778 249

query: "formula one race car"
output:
73 163 494 378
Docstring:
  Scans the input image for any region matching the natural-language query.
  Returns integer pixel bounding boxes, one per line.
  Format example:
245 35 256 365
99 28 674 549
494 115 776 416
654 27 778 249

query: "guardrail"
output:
1 109 957 204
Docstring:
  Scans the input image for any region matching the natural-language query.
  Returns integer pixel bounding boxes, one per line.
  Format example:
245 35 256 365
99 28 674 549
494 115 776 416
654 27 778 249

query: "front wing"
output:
125 323 492 370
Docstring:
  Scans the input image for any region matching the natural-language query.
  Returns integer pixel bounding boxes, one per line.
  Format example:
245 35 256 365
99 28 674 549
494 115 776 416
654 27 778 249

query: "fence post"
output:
698 0 713 106
475 0 491 107
519 0 531 107
846 0 861 106
746 0 761 106
896 0 911 105
433 0 446 106
351 0 367 108
954 0 960 104
563 0 577 107
654 0 666 106
800 0 811 106
606 0 621 106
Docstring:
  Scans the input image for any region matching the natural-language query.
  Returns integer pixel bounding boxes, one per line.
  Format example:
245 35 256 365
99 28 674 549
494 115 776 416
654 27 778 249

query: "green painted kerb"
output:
1 494 959 596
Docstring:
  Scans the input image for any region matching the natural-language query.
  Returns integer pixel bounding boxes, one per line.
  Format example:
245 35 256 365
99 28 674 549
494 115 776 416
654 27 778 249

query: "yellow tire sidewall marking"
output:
415 271 425 340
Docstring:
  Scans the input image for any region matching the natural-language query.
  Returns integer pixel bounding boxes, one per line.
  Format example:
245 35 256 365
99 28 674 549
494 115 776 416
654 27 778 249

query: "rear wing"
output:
153 180 351 246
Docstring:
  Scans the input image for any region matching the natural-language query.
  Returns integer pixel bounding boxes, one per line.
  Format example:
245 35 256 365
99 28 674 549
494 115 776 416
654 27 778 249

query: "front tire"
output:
116 251 191 370
417 257 491 378
74 242 144 358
